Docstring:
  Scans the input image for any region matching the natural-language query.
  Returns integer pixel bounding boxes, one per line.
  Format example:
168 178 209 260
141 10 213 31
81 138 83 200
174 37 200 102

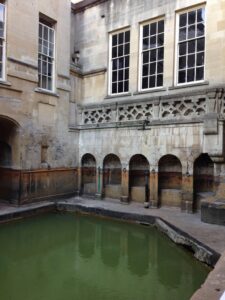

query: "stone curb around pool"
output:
56 202 220 267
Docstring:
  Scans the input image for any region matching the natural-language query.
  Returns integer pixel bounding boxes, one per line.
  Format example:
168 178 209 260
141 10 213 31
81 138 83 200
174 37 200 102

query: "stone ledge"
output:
201 200 225 226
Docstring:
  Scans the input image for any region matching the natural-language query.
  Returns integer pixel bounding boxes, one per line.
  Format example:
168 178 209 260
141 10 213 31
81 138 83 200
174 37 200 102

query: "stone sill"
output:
169 81 209 91
34 88 59 98
133 87 167 95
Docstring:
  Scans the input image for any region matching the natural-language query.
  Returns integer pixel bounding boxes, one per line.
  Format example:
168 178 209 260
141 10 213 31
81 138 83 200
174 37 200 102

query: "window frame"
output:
0 2 6 81
38 20 56 92
108 27 130 96
139 17 165 92
175 5 206 86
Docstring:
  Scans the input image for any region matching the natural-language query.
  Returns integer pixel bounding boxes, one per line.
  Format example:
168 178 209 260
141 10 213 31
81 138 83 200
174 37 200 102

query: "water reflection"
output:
78 218 95 259
100 223 121 268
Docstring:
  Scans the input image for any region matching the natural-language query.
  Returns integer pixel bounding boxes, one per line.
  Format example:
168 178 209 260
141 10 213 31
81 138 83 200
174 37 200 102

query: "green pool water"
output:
0 213 209 300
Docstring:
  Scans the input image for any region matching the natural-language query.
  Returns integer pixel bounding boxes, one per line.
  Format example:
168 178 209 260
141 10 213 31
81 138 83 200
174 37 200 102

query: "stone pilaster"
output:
181 173 194 213
149 169 158 208
120 166 129 203
96 167 103 199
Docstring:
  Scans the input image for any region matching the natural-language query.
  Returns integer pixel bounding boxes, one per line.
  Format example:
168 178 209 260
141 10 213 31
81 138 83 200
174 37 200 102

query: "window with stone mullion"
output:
178 8 205 84
142 20 164 90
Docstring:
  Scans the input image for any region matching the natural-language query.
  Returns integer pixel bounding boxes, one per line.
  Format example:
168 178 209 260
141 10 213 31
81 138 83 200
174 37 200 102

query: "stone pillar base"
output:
120 196 129 204
95 193 103 200
181 200 193 213
150 200 158 208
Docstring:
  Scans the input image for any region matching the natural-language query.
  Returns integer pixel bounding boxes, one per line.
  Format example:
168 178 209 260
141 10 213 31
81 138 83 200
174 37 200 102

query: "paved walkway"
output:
59 197 225 255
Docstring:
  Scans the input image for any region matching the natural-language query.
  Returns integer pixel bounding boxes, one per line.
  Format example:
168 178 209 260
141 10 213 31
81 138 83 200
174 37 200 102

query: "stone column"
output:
181 173 194 213
96 167 103 199
149 168 158 208
77 166 82 196
120 165 129 203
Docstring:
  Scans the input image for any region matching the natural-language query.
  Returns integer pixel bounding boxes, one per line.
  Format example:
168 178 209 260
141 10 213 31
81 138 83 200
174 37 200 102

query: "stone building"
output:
0 0 78 204
71 0 225 224
0 0 225 225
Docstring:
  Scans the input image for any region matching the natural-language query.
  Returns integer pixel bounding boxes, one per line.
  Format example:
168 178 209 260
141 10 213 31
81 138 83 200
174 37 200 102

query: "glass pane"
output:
197 38 205 52
196 67 204 81
188 54 195 68
188 40 196 54
197 23 205 37
150 36 157 49
188 11 196 25
179 56 186 69
158 20 164 33
112 59 118 70
124 43 130 55
150 49 156 62
47 77 52 91
118 32 124 44
143 25 149 38
179 42 187 56
157 61 163 73
149 76 155 88
0 62 2 78
143 38 149 50
197 52 204 66
179 28 186 41
187 68 195 82
125 56 129 68
178 70 186 83
125 69 129 80
188 25 195 39
143 51 149 64
142 64 149 76
142 77 148 89
44 26 48 40
157 74 163 86
150 23 156 35
197 9 205 23
112 83 117 94
112 71 117 82
118 58 124 69
42 75 47 89
118 81 123 93
118 45 123 57
112 47 117 58
124 80 129 92
157 34 164 47
112 35 117 46
150 62 156 75
125 31 130 43
157 48 164 60
118 70 123 81
180 13 187 27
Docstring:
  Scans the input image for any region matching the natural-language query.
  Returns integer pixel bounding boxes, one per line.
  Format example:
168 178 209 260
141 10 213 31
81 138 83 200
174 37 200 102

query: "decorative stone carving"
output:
118 103 154 122
83 108 112 124
160 98 206 120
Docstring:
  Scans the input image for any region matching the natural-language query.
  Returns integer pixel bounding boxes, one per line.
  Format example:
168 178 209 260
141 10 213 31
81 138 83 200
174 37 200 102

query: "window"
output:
140 19 164 90
38 21 55 91
0 2 5 80
110 30 130 94
177 7 205 84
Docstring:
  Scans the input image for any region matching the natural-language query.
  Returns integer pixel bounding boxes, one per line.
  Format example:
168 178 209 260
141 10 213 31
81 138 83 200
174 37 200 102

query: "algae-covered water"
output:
0 213 209 300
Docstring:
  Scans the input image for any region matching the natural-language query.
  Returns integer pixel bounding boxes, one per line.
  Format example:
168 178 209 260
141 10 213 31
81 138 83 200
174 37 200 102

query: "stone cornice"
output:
72 0 108 14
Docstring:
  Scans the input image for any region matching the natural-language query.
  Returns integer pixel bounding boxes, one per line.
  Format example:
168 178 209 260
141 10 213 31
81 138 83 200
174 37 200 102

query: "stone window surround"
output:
108 27 130 96
139 17 165 92
175 5 206 86
38 19 56 93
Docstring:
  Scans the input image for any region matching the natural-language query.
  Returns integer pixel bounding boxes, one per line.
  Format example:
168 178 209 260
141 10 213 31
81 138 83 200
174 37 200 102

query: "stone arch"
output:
81 153 96 196
193 154 214 211
129 154 150 203
0 116 21 202
158 154 182 207
103 154 122 199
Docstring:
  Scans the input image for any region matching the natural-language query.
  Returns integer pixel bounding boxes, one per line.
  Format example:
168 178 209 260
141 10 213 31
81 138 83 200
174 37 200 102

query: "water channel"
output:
0 213 209 300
